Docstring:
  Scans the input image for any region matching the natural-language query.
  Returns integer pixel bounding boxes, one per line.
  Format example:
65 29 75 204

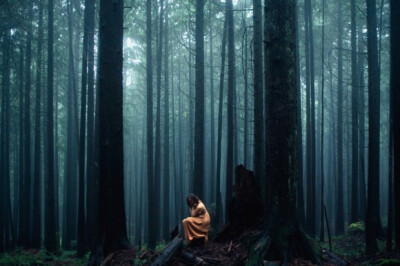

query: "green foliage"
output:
347 221 365 236
155 241 166 252
372 259 400 265
0 249 89 265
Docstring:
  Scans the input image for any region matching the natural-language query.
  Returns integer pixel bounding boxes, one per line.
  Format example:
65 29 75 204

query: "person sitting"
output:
182 194 211 245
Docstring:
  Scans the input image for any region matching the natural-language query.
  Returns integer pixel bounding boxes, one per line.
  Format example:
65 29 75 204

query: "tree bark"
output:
350 0 359 224
390 0 400 252
253 0 265 202
32 0 44 249
248 1 316 262
45 0 58 252
366 0 381 254
154 0 164 242
225 0 235 220
163 4 170 240
85 0 97 252
336 0 345 235
146 0 156 250
194 0 205 200
215 16 227 228
98 0 131 256
19 0 33 247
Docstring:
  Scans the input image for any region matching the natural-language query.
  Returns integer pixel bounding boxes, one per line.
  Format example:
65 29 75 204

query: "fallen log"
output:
180 250 204 265
151 237 183 266
322 249 347 266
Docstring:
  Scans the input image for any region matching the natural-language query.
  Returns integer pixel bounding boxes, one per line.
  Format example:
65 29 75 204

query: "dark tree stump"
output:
217 165 263 241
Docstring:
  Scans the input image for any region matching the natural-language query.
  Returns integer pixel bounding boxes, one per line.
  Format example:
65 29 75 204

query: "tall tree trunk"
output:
97 0 130 256
366 0 381 254
1 29 12 250
178 46 184 223
146 0 156 250
45 0 58 252
194 0 205 200
77 0 93 255
85 0 97 252
162 4 170 240
215 16 227 228
319 0 325 242
350 0 359 224
390 0 400 252
64 0 78 249
253 0 265 202
19 1 33 247
336 0 345 235
32 0 44 248
225 0 235 219
209 1 216 204
358 29 367 222
154 0 164 241
295 1 305 226
248 0 316 262
304 0 316 236
17 45 24 241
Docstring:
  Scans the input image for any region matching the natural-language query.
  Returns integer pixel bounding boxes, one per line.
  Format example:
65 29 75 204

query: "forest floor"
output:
1 229 400 265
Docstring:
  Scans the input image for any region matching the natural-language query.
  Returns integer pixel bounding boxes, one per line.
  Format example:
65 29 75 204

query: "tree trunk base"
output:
88 238 133 266
247 207 318 264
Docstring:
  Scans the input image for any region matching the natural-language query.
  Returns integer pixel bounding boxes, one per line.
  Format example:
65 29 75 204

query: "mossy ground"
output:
312 222 399 265
0 249 89 265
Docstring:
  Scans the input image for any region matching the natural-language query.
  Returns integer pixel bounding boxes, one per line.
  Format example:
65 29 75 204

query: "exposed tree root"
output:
247 207 318 265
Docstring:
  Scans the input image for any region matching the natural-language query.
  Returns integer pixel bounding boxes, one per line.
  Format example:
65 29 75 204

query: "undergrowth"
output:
0 248 89 265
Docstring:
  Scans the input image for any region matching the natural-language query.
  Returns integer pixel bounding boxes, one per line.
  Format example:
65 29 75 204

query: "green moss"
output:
0 249 89 265
373 259 400 265
347 222 365 236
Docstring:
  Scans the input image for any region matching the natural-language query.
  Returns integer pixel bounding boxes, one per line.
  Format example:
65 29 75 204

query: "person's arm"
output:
191 204 206 217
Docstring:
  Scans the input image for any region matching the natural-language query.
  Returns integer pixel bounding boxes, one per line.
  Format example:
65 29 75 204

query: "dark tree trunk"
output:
154 0 163 242
209 1 216 204
304 0 316 236
45 0 57 252
295 2 305 226
19 1 33 247
97 0 131 256
319 0 325 242
248 1 316 262
336 0 344 235
253 0 265 202
366 0 381 254
225 0 235 220
1 29 12 251
188 35 194 193
85 0 97 252
64 0 78 249
350 0 359 224
390 0 400 252
194 0 205 200
146 0 156 250
162 5 170 240
32 0 44 249
215 16 227 228
77 0 94 255
358 29 367 222
17 44 24 242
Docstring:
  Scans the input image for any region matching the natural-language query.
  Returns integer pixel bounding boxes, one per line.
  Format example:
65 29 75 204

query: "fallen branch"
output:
227 241 233 253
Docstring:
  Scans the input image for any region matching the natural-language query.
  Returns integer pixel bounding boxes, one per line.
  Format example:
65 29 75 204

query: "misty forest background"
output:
0 0 399 263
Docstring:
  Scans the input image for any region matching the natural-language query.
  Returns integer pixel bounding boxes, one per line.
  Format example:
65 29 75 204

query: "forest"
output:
0 0 399 265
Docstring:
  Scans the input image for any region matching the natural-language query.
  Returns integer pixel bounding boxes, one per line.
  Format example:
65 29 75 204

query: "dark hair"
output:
186 194 199 208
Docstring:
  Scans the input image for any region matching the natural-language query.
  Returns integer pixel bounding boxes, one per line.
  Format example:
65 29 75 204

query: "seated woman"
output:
182 194 210 245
